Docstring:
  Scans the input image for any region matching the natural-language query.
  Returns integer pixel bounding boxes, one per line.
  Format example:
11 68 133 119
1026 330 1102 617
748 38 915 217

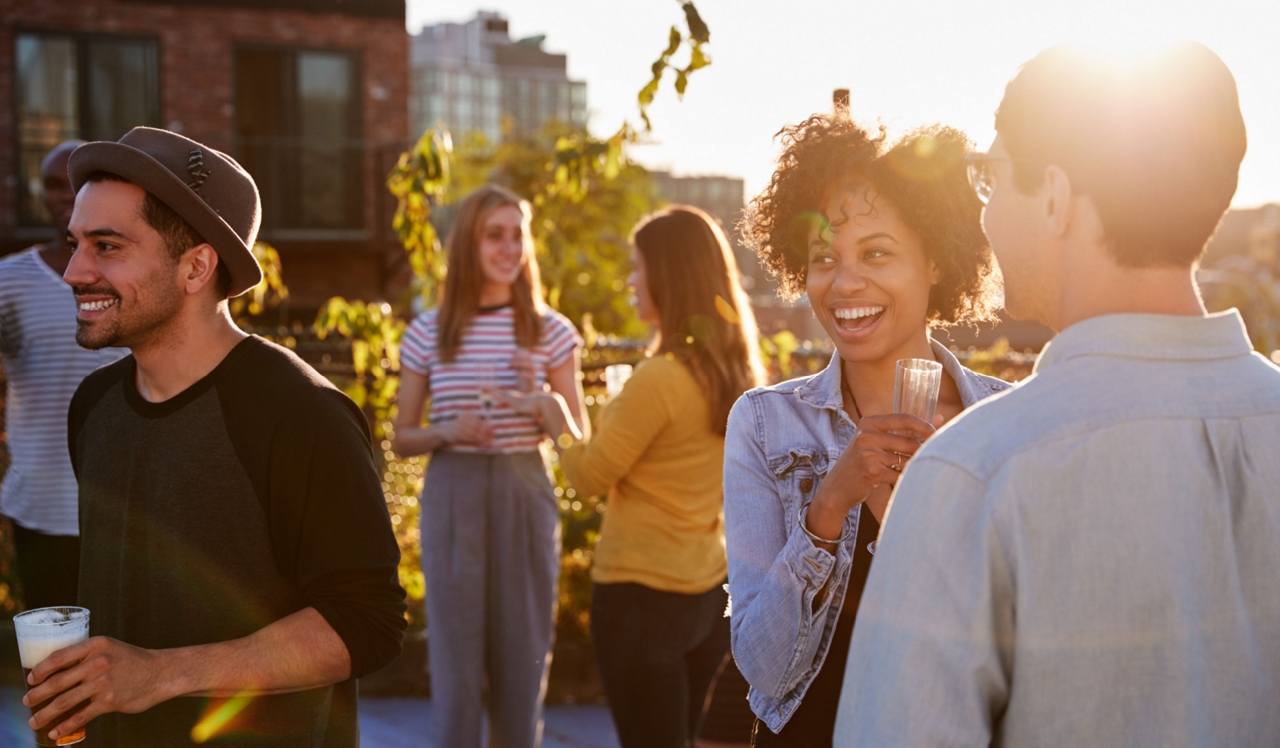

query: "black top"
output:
69 336 406 747
753 509 880 747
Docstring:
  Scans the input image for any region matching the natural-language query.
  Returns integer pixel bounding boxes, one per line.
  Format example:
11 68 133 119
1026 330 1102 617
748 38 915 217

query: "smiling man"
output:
23 127 406 747
833 42 1280 747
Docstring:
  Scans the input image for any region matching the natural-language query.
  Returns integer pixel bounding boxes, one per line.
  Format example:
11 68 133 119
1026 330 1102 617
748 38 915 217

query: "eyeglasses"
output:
964 153 1038 205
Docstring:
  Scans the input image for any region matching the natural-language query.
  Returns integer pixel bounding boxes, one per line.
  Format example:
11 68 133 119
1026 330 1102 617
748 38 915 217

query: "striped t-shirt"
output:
400 305 581 454
0 248 123 535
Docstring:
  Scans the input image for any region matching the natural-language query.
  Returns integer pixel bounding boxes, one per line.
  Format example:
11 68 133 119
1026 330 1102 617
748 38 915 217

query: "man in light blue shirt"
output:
835 43 1280 746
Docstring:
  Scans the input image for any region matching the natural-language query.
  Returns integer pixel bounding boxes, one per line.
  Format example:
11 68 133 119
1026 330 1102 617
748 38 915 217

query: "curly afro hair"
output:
740 112 1002 327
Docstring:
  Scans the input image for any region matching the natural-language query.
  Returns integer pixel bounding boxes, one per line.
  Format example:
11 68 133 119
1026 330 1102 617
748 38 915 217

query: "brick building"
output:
2 0 410 311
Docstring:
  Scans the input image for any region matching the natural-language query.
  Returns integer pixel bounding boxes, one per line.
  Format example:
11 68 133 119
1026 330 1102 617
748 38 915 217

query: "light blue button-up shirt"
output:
724 340 1010 732
835 311 1280 747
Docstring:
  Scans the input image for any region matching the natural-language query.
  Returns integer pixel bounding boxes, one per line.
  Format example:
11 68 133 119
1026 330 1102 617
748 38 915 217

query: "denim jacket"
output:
723 340 1011 732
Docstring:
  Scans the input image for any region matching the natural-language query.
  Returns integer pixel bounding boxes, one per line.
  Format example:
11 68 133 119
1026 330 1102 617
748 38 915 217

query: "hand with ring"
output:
802 413 935 545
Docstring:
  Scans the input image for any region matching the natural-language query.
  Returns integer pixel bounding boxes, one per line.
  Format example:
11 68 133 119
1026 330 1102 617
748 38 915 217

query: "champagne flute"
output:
512 348 536 393
478 364 496 419
893 358 942 438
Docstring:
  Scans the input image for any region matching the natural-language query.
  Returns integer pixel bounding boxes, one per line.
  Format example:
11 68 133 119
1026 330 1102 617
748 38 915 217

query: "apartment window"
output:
15 31 160 225
234 47 362 231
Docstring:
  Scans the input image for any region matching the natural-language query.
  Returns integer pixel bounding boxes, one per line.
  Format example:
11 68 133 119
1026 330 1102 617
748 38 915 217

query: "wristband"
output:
798 502 854 546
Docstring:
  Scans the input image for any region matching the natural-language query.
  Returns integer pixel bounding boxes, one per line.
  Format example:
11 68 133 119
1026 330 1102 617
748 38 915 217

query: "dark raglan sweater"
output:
69 336 406 747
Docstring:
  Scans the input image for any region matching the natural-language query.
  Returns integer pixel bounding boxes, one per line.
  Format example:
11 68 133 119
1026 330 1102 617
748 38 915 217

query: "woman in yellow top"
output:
504 205 762 748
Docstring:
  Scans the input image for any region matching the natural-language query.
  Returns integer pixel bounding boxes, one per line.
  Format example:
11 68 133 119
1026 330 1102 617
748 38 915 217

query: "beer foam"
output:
18 632 86 670
15 609 75 627
15 609 89 670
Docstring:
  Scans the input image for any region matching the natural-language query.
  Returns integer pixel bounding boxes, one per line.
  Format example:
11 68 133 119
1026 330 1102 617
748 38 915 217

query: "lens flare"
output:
189 693 255 744
714 294 741 324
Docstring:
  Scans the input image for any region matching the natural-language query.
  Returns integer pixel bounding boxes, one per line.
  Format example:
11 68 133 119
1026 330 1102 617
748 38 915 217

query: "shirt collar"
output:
796 350 847 412
796 337 994 413
1034 310 1253 374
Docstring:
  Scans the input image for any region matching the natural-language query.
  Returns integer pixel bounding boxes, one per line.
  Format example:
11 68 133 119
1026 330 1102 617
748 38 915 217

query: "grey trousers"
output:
420 451 561 748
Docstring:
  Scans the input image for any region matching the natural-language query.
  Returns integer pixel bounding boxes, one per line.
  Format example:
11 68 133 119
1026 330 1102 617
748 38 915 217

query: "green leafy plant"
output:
386 130 452 306
312 299 403 431
229 242 289 319
637 1 712 130
759 330 801 379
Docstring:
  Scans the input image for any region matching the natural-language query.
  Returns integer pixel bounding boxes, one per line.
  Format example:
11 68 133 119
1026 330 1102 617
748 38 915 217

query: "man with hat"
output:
0 140 121 612
22 127 406 747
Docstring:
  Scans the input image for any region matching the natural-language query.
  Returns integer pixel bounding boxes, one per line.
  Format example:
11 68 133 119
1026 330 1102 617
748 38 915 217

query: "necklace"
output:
841 374 864 422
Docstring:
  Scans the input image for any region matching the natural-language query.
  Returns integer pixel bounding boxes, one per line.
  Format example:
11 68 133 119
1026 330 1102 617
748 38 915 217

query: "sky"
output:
407 0 1280 208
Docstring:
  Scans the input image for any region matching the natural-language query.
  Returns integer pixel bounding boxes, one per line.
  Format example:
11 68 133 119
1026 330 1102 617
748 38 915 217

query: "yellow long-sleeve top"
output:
561 355 726 594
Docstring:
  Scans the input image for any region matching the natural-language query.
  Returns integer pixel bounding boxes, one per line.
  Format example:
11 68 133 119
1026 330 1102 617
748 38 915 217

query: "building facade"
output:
2 0 410 309
410 11 586 143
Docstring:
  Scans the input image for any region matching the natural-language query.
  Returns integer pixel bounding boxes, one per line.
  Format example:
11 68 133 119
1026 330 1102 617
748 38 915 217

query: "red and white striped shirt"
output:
400 305 581 454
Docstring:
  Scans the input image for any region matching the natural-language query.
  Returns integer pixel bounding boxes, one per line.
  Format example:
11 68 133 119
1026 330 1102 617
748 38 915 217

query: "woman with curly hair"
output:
723 112 1009 746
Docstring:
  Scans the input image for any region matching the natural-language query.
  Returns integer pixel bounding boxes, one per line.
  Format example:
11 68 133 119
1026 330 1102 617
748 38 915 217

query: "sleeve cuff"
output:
399 359 429 377
311 599 407 679
783 520 839 588
548 338 582 370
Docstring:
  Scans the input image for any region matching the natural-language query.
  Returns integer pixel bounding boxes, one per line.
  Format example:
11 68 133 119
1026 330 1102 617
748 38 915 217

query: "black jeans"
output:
592 580 730 748
11 522 80 611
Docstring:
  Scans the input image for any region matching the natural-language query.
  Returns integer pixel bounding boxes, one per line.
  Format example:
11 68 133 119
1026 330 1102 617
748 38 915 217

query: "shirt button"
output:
800 478 814 493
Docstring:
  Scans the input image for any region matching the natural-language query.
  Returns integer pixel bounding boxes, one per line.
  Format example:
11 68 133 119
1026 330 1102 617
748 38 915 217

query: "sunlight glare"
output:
189 694 255 743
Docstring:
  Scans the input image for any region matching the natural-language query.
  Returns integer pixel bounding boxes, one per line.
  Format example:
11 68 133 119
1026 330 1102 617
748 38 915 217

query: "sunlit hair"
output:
996 41 1246 267
632 206 763 436
741 113 1001 327
438 185 544 363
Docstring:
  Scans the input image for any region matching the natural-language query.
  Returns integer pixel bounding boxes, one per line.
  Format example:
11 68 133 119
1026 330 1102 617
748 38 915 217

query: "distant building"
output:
650 170 823 339
410 11 587 143
2 0 410 310
650 170 754 284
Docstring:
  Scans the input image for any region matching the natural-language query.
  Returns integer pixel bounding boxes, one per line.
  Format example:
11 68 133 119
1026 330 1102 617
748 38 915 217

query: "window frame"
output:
230 41 366 236
12 27 162 228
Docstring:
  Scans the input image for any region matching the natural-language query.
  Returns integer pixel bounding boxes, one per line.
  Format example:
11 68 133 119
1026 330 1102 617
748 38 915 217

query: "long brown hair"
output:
632 206 763 436
438 185 545 362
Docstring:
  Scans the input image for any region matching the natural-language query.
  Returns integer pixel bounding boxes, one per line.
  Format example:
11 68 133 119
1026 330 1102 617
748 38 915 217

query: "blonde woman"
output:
394 185 588 748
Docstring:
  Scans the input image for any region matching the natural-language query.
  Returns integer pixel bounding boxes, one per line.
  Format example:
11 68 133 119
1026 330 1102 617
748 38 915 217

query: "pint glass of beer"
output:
14 606 90 746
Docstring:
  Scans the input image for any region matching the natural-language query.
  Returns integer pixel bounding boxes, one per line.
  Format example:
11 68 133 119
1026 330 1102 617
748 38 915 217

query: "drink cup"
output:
604 364 633 400
14 607 91 746
512 348 536 393
478 365 496 418
893 358 943 429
